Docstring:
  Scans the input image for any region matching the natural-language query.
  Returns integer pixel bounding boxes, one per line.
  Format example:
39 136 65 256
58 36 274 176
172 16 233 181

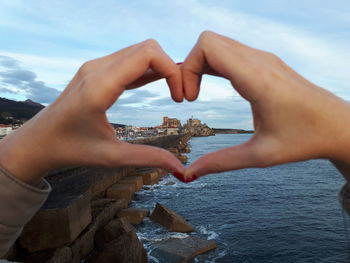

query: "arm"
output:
180 31 350 180
0 39 185 256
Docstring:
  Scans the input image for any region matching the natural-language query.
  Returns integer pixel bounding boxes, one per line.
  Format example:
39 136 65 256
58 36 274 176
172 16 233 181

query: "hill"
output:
0 97 45 124
0 97 126 128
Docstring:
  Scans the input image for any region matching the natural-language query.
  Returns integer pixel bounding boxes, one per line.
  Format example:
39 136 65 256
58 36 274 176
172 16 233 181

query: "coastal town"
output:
0 97 253 139
0 115 215 140
114 116 215 140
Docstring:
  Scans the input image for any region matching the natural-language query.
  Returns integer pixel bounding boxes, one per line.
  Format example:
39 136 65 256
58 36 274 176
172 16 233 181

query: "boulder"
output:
20 193 91 252
150 203 194 232
118 208 149 225
106 183 135 202
151 236 217 263
118 176 143 192
88 218 147 263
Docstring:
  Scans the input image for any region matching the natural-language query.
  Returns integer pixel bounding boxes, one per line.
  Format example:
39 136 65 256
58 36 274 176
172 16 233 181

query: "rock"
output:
165 181 176 186
118 176 143 192
106 183 135 202
118 208 149 225
20 193 91 252
134 168 159 185
150 203 194 232
88 218 147 263
151 236 217 263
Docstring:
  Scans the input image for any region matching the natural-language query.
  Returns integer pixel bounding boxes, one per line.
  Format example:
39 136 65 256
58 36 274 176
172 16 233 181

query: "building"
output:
186 117 202 127
166 127 179 135
0 124 13 138
162 116 181 128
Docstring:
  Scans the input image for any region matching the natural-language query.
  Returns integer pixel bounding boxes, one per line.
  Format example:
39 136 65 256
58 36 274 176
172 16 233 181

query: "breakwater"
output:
3 135 192 263
213 128 254 134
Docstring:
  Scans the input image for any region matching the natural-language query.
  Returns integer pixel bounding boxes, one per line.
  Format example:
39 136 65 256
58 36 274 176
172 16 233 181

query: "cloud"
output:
0 56 61 104
115 89 158 106
1 0 349 129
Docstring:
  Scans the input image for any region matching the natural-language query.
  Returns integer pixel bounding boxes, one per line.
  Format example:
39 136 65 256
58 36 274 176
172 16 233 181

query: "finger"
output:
104 141 185 174
95 40 183 110
125 69 162 90
183 142 256 179
182 31 259 102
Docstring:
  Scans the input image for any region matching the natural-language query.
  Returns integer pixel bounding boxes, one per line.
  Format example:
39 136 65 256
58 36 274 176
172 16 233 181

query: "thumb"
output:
106 141 185 174
184 142 257 180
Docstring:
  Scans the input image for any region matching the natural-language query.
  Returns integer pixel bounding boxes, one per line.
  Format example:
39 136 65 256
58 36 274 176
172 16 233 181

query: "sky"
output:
0 0 349 129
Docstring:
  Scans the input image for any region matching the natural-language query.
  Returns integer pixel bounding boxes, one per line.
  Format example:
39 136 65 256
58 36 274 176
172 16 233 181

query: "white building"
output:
0 125 13 137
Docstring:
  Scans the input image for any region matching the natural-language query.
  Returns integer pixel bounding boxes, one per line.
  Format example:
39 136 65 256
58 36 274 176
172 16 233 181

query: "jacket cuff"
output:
0 167 51 257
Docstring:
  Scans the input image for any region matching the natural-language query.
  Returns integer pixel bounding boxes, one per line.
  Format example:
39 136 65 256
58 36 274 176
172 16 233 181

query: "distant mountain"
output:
23 99 44 108
0 97 45 124
0 97 127 127
110 123 126 128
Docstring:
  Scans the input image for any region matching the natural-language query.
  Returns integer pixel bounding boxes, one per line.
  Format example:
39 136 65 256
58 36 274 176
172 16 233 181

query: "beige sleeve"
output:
0 167 51 257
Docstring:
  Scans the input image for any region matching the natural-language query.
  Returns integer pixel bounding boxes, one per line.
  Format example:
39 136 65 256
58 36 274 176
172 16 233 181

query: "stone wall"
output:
3 135 191 263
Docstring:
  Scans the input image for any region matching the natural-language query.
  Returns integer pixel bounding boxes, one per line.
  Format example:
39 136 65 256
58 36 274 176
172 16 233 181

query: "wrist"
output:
0 118 51 185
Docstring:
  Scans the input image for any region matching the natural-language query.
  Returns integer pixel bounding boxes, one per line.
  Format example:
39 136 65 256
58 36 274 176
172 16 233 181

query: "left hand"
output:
0 39 185 185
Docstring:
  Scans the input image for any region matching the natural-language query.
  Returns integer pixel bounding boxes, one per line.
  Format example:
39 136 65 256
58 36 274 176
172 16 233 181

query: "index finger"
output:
79 40 184 111
182 31 256 101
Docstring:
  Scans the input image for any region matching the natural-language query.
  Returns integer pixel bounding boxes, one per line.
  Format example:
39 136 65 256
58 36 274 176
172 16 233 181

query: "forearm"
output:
328 99 350 179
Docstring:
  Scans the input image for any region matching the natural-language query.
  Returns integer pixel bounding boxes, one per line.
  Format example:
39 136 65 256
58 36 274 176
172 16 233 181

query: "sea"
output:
130 134 350 263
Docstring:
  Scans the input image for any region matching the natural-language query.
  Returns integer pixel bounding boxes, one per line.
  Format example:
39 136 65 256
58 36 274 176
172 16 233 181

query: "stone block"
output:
117 208 149 225
151 236 217 263
91 198 128 228
90 172 122 200
70 224 97 263
134 168 159 185
176 154 188 164
88 218 147 263
20 193 91 252
156 168 168 179
106 184 135 202
118 176 143 192
25 246 72 263
150 203 194 233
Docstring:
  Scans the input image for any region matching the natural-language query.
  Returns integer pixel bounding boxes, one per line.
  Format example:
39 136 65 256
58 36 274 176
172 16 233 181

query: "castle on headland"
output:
155 116 214 137
183 116 215 137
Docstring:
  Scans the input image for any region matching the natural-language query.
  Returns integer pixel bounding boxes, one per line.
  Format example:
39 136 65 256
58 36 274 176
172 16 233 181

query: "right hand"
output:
181 31 350 180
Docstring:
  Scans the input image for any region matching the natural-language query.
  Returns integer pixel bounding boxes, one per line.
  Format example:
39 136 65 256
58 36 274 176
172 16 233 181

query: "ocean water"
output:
131 134 350 263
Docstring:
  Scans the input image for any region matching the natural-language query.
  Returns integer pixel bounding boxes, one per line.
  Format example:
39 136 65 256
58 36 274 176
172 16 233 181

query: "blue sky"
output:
0 0 349 128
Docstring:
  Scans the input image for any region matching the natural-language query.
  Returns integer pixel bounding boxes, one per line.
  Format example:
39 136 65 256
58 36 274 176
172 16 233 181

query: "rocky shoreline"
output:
2 134 217 263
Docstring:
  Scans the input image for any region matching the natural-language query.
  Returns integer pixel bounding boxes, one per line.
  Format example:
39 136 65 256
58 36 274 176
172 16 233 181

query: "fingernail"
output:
172 172 185 182
176 62 183 65
185 174 199 183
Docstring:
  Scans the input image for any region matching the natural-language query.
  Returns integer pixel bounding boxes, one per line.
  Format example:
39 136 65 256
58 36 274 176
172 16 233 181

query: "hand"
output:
0 40 185 184
181 31 350 180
